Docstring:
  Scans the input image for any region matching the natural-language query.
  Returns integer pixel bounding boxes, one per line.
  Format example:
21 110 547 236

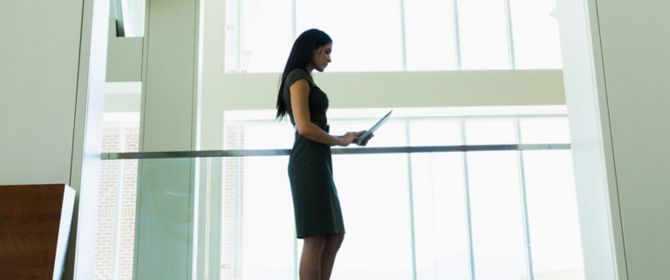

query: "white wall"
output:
558 0 670 279
107 21 143 82
0 2 83 185
594 0 670 278
0 1 109 279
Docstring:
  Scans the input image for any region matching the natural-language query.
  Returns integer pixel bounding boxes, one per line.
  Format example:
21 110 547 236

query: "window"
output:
220 106 584 279
223 0 561 72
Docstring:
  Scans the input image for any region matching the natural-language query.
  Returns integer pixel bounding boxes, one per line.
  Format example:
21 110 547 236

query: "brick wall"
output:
95 124 138 280
221 124 245 279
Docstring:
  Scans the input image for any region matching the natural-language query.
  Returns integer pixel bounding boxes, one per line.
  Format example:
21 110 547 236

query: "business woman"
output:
275 29 367 280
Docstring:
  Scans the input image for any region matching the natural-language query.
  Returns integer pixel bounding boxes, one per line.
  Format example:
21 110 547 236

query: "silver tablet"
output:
356 110 393 145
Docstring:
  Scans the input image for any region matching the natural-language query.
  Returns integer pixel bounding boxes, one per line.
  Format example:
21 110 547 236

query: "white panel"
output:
0 1 83 185
141 0 199 152
106 29 143 82
596 0 670 279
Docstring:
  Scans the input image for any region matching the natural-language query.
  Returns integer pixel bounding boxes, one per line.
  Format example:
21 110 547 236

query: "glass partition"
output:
97 107 584 280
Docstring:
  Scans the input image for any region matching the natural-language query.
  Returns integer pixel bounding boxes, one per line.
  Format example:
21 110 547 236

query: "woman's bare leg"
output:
300 236 326 280
320 234 344 280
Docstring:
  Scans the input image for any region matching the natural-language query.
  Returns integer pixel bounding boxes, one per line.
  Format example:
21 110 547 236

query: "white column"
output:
558 0 670 279
134 0 202 278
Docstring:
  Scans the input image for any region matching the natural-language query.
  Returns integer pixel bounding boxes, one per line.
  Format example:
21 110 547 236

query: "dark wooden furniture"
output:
0 184 75 280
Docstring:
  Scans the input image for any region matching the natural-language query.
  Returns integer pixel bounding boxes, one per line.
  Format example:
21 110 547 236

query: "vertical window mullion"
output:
405 120 417 280
460 119 476 280
515 118 535 279
453 0 463 70
504 0 516 69
399 0 408 71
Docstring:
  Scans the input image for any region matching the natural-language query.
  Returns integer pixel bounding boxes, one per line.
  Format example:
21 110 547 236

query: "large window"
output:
224 0 561 73
220 106 584 279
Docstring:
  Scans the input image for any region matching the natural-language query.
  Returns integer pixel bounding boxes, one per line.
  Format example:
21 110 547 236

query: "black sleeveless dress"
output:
282 68 345 238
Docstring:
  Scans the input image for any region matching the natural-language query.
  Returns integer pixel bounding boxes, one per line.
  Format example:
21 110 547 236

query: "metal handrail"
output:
101 143 571 160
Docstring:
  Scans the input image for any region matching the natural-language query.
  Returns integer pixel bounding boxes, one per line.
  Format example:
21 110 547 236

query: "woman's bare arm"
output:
290 79 358 146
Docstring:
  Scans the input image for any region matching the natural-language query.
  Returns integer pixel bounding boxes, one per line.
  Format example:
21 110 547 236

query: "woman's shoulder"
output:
286 68 313 84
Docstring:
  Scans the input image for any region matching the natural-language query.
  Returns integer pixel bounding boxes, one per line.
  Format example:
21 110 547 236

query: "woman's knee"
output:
303 235 327 252
325 234 344 250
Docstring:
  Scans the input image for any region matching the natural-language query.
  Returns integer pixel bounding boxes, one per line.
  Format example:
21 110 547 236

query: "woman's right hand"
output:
338 132 359 146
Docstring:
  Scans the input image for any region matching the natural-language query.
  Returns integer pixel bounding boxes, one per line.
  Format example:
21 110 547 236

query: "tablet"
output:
356 110 393 145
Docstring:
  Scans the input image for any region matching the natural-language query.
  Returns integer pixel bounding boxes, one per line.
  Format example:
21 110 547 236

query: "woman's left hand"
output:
357 130 373 146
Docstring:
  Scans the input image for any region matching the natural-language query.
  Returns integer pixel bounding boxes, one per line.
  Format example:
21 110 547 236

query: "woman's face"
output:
311 43 332 72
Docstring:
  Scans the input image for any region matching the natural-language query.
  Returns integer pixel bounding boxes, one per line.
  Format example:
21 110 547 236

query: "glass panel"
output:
404 0 459 70
523 151 585 279
510 0 562 69
412 153 470 279
296 0 403 71
468 151 527 280
519 117 571 144
226 0 293 73
228 156 295 278
465 119 517 145
457 0 510 69
133 158 197 279
331 154 414 279
409 119 462 146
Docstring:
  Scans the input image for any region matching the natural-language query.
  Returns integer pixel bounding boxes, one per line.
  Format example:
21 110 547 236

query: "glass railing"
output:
96 143 584 280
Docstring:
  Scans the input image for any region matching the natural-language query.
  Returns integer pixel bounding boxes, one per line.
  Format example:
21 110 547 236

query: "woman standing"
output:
276 29 366 280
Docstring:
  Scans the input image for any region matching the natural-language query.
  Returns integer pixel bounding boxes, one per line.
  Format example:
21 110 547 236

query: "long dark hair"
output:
276 29 332 119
